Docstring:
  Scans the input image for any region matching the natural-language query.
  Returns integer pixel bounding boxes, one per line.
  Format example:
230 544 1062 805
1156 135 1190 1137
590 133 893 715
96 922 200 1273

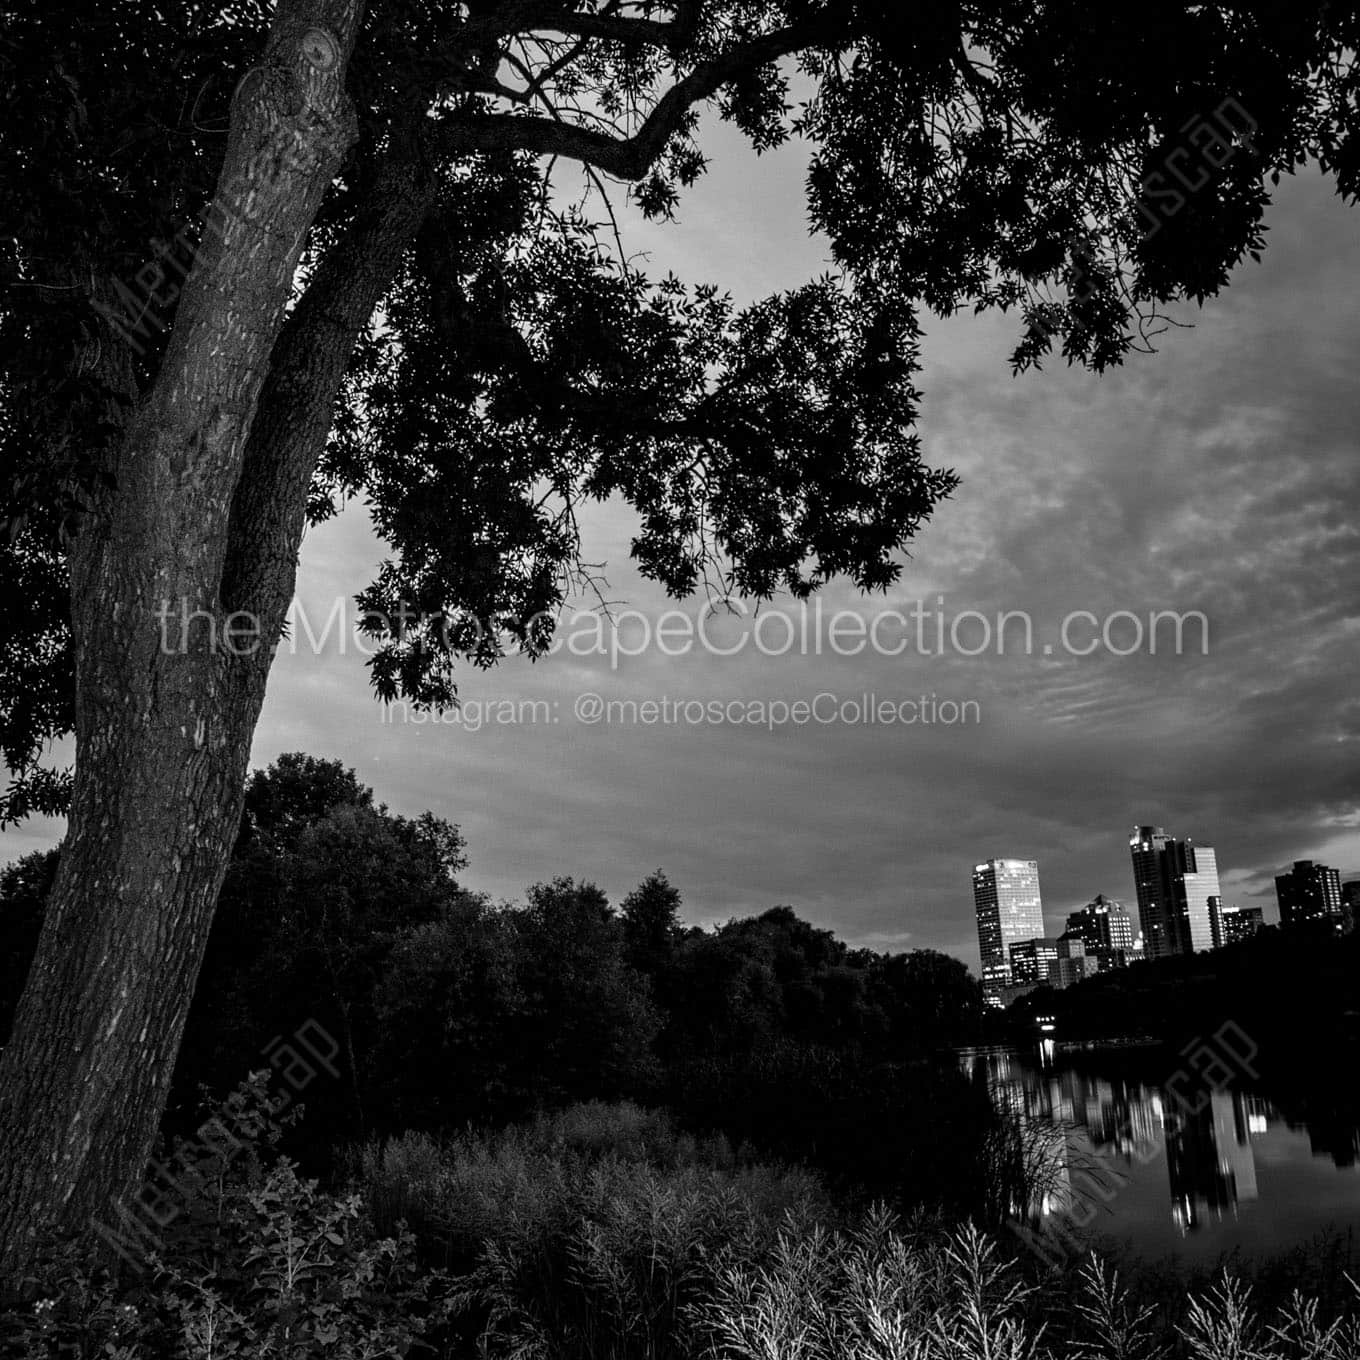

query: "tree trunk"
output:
0 0 364 1283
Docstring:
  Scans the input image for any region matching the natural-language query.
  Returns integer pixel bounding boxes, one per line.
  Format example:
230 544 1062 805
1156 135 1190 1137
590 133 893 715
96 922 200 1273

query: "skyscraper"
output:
1063 894 1136 969
1343 881 1360 935
974 858 1044 1006
1009 937 1060 986
1275 860 1343 933
1218 904 1264 945
1129 825 1222 958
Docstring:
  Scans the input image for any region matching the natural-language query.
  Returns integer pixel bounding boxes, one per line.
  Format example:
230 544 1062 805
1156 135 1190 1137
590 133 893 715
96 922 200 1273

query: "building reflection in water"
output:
961 1049 1275 1237
1165 1090 1263 1232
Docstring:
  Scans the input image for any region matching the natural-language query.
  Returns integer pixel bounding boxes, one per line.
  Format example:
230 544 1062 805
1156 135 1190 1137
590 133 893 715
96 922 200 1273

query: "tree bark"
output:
0 0 785 1290
0 0 366 1284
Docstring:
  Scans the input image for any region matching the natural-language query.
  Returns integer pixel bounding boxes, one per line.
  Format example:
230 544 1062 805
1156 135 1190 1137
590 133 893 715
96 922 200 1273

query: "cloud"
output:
5 150 1357 975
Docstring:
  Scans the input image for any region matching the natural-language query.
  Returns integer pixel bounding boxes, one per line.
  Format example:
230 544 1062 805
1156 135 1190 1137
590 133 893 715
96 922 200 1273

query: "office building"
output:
1275 860 1344 933
1217 904 1264 946
1009 937 1060 987
1063 894 1137 970
1050 936 1092 988
1129 825 1222 958
974 858 1044 1007
1343 880 1360 935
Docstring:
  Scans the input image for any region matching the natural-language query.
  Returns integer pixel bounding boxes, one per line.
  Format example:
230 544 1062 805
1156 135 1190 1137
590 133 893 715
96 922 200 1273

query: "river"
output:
963 1041 1360 1267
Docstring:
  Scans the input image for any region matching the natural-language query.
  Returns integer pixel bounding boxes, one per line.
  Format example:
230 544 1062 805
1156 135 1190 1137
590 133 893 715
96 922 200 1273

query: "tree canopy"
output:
0 754 982 1148
5 1 1359 819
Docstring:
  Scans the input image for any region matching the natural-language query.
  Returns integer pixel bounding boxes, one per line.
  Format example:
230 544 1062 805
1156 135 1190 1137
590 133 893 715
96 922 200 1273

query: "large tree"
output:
1 0 1358 1275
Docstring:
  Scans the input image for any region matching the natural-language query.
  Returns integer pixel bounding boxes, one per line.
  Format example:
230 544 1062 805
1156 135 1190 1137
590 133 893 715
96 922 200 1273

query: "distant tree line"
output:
1006 924 1360 1062
1 754 992 1208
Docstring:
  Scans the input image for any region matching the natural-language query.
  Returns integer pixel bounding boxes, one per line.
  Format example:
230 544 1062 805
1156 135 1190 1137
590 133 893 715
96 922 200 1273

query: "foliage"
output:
508 879 664 1105
355 1100 829 1249
695 1213 1038 1360
1 753 985 1191
354 1101 832 1360
1004 926 1360 1063
0 849 57 1039
6 3 1360 808
6 1094 1360 1359
146 1161 443 1360
692 1222 1360 1360
0 1073 450 1358
620 871 684 982
366 879 665 1132
164 755 468 1144
659 907 981 1062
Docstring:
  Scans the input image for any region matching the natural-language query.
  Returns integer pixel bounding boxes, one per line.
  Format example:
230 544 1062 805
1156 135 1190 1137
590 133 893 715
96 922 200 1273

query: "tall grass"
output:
693 1218 1360 1360
353 1102 832 1360
349 1103 1360 1360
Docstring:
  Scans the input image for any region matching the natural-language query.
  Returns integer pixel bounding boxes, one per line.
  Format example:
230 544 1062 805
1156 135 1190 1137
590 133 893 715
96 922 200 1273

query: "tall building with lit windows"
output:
1218 904 1264 945
1062 894 1138 969
1276 860 1344 933
973 859 1045 1006
1129 825 1222 958
1343 881 1360 935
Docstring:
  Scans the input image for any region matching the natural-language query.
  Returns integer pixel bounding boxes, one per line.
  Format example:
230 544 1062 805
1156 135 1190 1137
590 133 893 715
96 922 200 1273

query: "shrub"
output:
353 1102 833 1359
148 1159 443 1360
0 1074 450 1360
353 1100 818 1254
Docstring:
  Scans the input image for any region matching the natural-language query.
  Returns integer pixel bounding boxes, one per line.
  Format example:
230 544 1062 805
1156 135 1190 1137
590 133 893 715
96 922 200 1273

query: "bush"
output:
0 1075 450 1360
353 1102 833 1359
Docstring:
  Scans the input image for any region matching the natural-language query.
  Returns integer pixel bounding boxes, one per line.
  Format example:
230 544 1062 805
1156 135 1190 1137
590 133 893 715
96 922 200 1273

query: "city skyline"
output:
1000 840 1359 948
970 828 1357 983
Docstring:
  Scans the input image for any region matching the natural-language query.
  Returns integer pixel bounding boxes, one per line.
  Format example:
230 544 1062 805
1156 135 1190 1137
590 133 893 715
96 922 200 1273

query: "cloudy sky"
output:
5 121 1358 968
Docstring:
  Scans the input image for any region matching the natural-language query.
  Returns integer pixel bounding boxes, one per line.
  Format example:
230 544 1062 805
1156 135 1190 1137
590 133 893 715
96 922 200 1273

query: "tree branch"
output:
459 2 679 49
429 15 845 178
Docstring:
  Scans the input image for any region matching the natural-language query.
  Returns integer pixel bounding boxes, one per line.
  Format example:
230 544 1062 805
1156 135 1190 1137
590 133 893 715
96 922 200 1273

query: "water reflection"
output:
1166 1089 1261 1232
962 1047 1360 1259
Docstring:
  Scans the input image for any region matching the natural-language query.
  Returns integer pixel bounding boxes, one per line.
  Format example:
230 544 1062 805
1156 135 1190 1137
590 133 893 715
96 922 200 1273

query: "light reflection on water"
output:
962 1045 1360 1263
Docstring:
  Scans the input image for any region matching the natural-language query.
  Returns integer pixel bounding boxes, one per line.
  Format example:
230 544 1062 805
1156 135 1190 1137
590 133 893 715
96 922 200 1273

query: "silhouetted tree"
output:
240 752 376 851
508 879 661 1105
868 949 983 1051
173 756 466 1141
620 870 684 980
7 0 1360 1263
371 894 525 1130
